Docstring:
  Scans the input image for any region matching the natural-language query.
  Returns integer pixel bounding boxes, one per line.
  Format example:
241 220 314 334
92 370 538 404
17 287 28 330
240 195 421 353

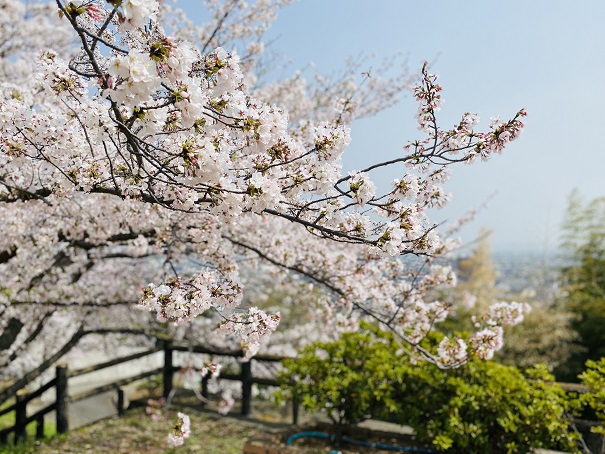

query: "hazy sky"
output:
185 1 605 255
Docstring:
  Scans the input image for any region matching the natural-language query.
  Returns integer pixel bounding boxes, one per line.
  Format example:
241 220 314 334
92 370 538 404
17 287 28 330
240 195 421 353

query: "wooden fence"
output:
0 342 295 446
0 365 68 444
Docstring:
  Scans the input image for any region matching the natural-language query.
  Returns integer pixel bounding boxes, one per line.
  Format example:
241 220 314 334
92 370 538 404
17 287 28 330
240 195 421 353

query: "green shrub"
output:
394 361 578 453
579 357 605 435
276 327 401 431
278 326 579 453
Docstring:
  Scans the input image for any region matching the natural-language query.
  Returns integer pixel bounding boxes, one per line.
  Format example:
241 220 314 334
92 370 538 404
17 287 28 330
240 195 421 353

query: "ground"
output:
2 404 430 454
6 409 265 454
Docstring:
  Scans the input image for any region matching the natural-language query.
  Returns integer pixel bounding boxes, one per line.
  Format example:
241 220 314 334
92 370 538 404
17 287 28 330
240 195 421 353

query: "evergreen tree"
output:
557 190 605 381
456 228 499 311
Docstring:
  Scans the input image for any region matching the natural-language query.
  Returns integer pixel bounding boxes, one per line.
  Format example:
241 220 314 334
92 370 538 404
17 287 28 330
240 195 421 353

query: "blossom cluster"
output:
219 308 281 360
438 337 468 365
486 301 531 326
470 327 505 360
140 268 243 322
218 390 235 415
167 412 191 447
437 301 531 365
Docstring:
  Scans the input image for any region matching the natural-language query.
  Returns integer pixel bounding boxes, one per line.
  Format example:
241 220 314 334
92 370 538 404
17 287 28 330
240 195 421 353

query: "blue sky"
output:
182 0 605 255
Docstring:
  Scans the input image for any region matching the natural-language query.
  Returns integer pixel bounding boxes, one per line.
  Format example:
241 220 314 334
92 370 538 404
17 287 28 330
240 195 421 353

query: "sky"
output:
183 0 605 255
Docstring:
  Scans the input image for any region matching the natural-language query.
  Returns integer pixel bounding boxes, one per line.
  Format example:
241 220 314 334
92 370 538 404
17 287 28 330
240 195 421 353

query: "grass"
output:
5 407 268 454
0 404 429 454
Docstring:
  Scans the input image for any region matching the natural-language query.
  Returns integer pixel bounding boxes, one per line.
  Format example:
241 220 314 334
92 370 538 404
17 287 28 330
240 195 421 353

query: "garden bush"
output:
394 359 578 452
580 357 605 435
276 326 402 432
278 325 580 453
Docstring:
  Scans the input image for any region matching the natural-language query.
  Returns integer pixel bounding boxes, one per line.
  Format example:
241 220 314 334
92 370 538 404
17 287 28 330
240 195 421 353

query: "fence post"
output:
163 342 173 400
14 389 27 444
35 415 44 440
201 374 209 406
116 387 125 416
241 361 252 416
55 364 69 434
292 393 299 425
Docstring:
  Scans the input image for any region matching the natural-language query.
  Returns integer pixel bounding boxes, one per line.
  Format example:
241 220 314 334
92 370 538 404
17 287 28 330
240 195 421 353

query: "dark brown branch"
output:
0 246 17 265
262 208 376 245
8 312 55 361
0 319 25 351
0 326 86 405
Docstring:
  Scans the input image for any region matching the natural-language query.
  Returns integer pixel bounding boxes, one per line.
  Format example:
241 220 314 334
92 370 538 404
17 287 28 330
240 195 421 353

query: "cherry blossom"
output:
167 412 191 447
0 0 531 424
438 337 468 366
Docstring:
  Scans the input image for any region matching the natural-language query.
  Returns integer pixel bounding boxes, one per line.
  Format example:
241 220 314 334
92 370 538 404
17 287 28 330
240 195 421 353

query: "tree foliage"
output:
276 326 398 429
456 229 498 310
558 190 605 380
580 357 605 436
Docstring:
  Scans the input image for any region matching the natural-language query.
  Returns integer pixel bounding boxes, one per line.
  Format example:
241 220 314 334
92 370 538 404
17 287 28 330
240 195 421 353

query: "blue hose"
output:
286 431 435 453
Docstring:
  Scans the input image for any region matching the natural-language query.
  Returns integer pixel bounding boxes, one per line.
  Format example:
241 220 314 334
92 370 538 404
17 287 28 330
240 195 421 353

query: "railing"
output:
0 342 295 446
0 347 162 445
0 365 67 444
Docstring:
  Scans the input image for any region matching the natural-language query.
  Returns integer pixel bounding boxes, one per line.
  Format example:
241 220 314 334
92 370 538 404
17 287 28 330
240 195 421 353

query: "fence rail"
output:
70 368 163 403
69 346 162 378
